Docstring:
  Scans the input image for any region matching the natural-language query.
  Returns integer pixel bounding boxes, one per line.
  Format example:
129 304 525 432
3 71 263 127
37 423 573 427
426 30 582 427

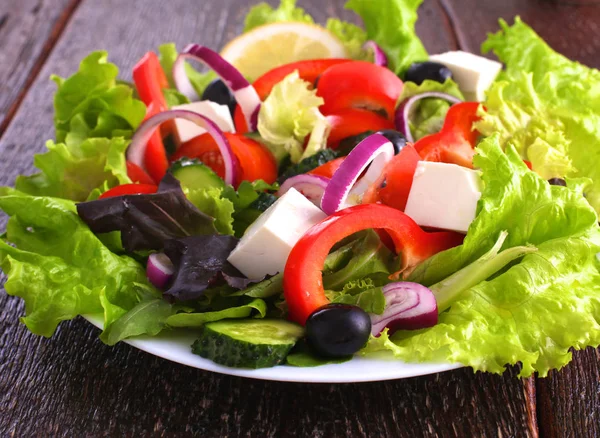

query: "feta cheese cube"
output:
428 51 502 102
227 188 327 279
172 101 235 143
404 161 482 233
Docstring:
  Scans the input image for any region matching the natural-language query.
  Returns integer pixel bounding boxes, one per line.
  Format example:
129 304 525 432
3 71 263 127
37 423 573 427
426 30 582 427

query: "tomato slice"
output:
172 133 277 185
99 184 158 199
308 157 345 179
317 61 404 121
326 108 395 149
362 145 421 212
126 161 156 185
414 102 481 168
234 58 351 133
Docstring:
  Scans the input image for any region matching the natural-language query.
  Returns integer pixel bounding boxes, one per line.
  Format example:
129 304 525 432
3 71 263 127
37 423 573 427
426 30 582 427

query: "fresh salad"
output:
2 0 600 376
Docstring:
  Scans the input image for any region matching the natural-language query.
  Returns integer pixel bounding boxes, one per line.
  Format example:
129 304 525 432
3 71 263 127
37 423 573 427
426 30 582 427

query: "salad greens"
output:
474 18 600 214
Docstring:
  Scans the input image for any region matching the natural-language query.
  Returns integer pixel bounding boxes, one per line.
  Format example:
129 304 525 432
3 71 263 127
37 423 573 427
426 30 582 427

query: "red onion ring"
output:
321 134 395 215
395 92 463 143
147 253 174 290
363 40 388 67
277 174 329 206
127 109 238 186
370 282 438 336
173 44 261 131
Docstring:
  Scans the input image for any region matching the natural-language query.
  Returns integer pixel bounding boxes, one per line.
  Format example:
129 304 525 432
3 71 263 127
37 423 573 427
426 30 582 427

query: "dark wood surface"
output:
0 0 598 436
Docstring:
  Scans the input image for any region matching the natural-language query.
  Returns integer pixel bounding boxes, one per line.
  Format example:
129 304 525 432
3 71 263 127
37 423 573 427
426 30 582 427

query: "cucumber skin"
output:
192 326 295 369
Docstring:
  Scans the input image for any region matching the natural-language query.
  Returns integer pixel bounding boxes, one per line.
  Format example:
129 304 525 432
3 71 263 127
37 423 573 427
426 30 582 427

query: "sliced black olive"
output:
548 177 567 187
201 79 237 117
404 61 453 85
305 304 371 358
337 129 407 156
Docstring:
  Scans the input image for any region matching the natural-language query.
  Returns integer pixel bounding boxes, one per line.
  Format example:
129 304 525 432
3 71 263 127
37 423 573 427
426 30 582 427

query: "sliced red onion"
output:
363 40 388 67
173 44 261 131
147 253 174 290
320 134 394 215
370 282 438 336
395 92 463 143
127 109 238 186
277 174 329 206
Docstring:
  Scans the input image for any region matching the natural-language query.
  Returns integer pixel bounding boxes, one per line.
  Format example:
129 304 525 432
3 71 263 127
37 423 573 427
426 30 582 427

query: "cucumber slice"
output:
192 319 304 369
170 158 224 191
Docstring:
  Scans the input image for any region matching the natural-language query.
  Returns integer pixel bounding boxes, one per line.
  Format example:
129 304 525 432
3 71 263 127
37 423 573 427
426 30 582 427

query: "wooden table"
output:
1 0 599 436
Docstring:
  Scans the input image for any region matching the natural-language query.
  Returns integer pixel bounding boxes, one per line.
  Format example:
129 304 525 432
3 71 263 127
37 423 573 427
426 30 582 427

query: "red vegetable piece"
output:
99 183 158 199
325 108 394 149
127 161 156 185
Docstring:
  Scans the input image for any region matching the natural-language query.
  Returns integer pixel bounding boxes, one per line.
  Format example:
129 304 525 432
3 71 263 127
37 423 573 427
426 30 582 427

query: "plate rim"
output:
84 314 463 383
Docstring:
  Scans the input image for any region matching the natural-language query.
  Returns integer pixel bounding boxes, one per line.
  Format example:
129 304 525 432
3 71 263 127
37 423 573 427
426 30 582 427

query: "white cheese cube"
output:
428 51 502 102
227 188 327 280
404 162 482 234
172 101 235 143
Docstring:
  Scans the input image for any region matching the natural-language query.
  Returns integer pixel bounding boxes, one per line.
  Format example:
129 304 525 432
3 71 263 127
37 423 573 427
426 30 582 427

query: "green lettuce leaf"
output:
244 0 314 31
0 188 156 338
186 187 235 235
158 43 215 100
346 0 427 75
15 137 131 202
258 71 325 163
369 135 600 377
399 79 464 140
475 18 600 213
52 51 146 145
326 19 368 60
166 298 267 327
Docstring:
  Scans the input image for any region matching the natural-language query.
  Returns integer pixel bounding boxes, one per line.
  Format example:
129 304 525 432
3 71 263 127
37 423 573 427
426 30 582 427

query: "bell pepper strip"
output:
413 102 481 168
308 157 345 179
316 61 404 121
362 145 421 211
325 108 394 150
283 204 464 325
132 52 173 182
99 183 158 199
233 59 351 133
126 161 156 185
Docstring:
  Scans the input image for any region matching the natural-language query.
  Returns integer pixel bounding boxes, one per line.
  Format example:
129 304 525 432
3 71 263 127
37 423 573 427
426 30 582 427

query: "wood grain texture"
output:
0 0 80 136
0 0 598 436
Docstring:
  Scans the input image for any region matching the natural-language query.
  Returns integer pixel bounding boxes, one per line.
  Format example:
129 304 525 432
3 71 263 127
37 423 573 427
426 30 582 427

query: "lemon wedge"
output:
220 22 348 82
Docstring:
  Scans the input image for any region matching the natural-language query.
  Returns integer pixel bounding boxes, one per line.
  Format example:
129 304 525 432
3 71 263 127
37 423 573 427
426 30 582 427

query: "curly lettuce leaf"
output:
371 135 600 377
476 18 600 213
399 79 464 140
244 0 314 31
346 0 427 75
326 19 368 60
186 187 235 235
15 137 131 202
0 188 156 338
166 298 267 327
258 71 325 163
52 51 146 145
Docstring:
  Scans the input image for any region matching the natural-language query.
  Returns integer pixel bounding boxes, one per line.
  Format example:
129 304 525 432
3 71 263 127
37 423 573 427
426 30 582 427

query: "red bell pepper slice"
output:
283 204 464 325
413 102 481 168
325 108 394 150
99 183 158 199
126 161 156 185
308 157 345 179
140 102 170 183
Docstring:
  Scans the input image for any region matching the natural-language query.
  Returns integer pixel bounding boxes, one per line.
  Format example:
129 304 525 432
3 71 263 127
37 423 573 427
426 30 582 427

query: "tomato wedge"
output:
362 145 421 211
308 157 345 179
99 184 158 199
325 108 394 149
317 61 404 121
413 102 481 168
126 161 156 185
234 58 351 133
172 133 277 184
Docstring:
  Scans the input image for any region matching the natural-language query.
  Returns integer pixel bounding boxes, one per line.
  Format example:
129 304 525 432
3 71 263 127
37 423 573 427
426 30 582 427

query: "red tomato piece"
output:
308 157 345 179
316 61 404 121
126 161 156 185
326 108 395 149
99 184 158 199
234 58 351 133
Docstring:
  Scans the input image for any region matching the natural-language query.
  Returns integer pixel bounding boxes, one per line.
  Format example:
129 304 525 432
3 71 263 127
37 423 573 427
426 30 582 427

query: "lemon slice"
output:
220 22 348 82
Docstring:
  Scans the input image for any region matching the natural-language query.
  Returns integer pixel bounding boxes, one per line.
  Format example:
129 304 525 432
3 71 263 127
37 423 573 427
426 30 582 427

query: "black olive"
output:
305 304 371 358
404 61 453 85
337 129 407 155
201 79 237 116
548 177 567 186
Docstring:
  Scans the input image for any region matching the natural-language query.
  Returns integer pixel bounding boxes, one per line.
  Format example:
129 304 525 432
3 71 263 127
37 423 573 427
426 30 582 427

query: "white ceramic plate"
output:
84 315 461 383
